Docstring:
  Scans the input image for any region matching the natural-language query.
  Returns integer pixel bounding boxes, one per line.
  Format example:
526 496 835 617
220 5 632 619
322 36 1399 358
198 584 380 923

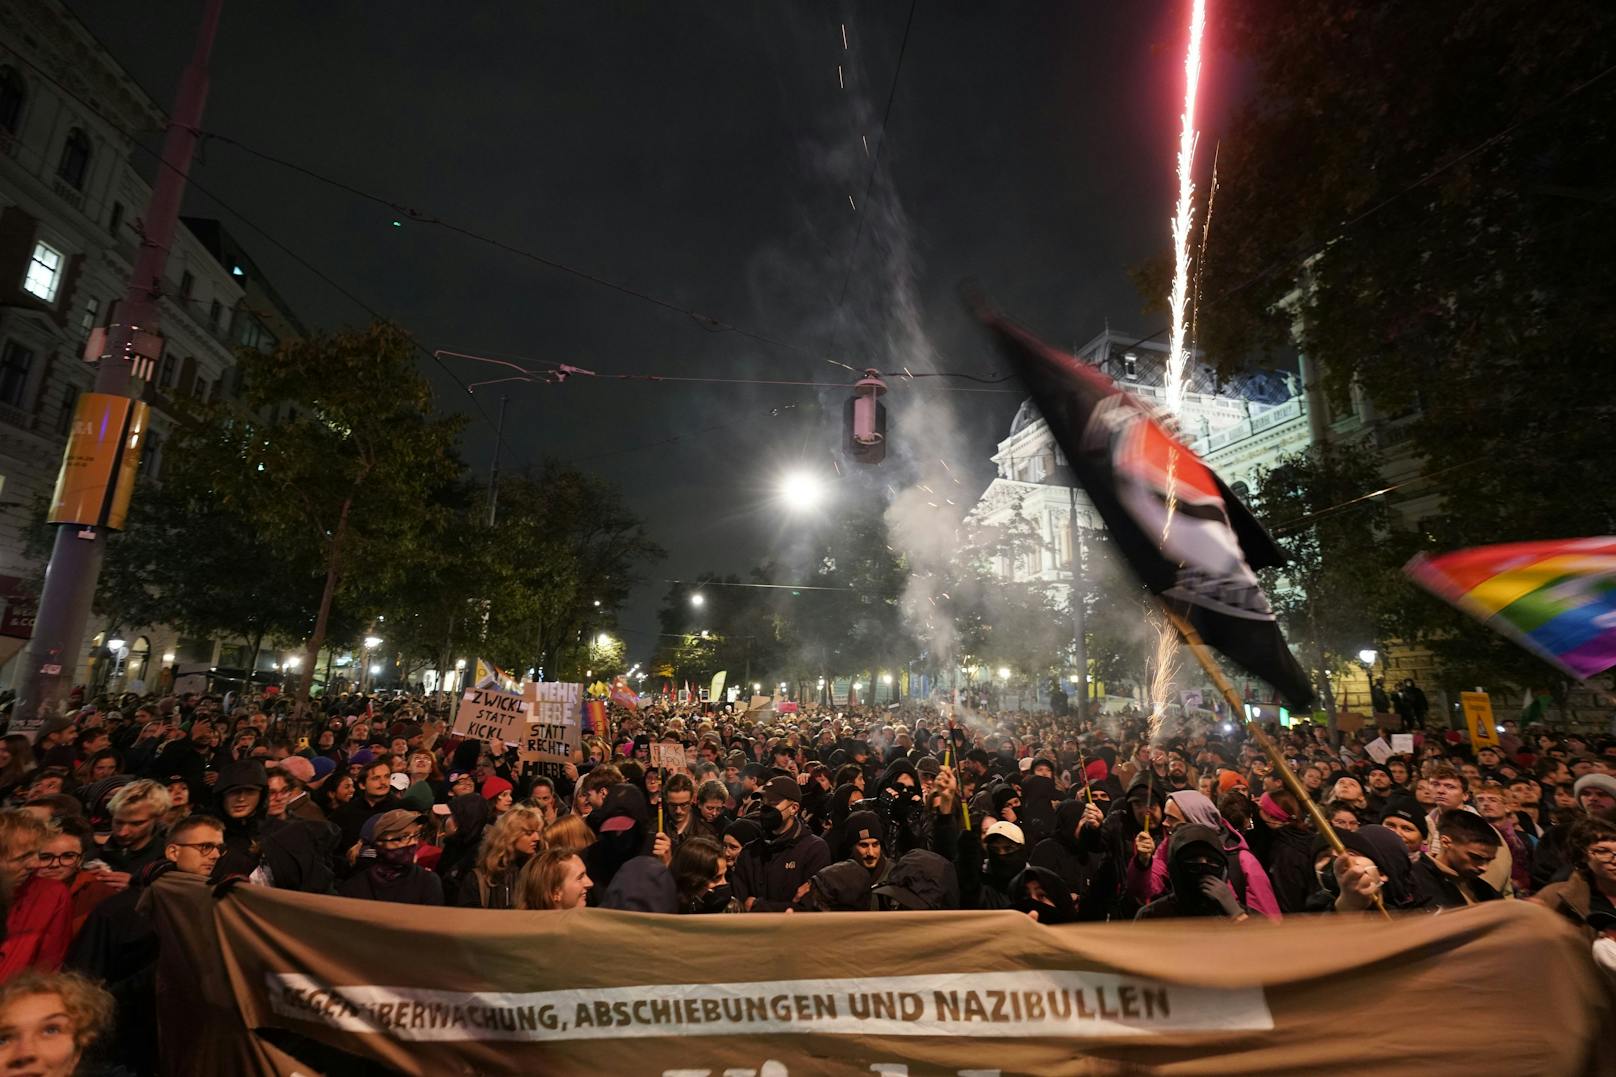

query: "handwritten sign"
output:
648 740 686 772
1390 733 1414 755
1364 737 1392 765
522 682 582 777
453 686 531 744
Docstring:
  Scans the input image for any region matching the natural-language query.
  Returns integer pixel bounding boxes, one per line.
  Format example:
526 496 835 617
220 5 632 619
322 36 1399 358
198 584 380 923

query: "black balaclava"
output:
1164 824 1228 916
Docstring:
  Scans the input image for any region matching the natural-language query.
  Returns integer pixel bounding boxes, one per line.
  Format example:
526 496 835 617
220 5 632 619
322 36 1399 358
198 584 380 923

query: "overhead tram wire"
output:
1 47 529 473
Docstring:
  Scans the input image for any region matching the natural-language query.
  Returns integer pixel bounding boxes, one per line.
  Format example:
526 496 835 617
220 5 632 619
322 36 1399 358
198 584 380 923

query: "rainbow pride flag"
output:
1404 538 1616 680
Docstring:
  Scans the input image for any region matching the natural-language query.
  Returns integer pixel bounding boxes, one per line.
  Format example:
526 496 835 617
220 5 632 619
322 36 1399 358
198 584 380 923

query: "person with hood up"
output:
1326 824 1438 913
873 759 931 857
671 836 736 914
212 759 268 880
1135 824 1251 921
1130 790 1282 921
1028 796 1107 920
872 850 959 911
732 776 829 912
1098 775 1163 919
1007 864 1079 923
435 793 491 891
1015 774 1059 847
336 809 443 905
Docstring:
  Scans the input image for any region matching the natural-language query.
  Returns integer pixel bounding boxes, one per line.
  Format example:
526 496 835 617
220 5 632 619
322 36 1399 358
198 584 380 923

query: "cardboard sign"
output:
648 741 685 771
521 682 582 777
1390 733 1415 755
453 686 531 744
1460 691 1499 747
1335 710 1367 733
1364 737 1392 765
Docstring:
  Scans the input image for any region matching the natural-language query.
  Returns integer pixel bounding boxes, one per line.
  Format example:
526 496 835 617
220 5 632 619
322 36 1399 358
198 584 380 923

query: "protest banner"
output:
1390 733 1415 755
452 686 530 744
152 877 1612 1077
521 682 582 779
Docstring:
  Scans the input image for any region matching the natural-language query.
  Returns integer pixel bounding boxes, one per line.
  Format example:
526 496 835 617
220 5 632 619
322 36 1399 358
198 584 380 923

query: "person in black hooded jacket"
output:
211 759 268 880
873 759 931 857
1008 864 1079 923
436 793 491 890
822 783 865 861
1098 776 1163 919
1136 824 1250 921
1028 797 1108 920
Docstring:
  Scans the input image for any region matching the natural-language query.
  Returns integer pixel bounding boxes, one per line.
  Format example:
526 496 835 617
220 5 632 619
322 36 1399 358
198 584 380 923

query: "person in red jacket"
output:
0 811 71 980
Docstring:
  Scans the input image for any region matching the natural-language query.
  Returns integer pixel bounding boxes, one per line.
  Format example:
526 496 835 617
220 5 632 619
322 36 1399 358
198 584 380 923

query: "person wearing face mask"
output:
1130 790 1282 921
1135 825 1250 921
671 836 737 914
1007 864 1079 923
731 776 829 912
873 760 931 856
1028 796 1107 920
959 820 1027 910
336 810 443 905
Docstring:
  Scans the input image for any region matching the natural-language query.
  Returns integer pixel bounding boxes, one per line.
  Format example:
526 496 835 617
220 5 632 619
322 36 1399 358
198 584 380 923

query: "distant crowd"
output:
0 684 1612 1073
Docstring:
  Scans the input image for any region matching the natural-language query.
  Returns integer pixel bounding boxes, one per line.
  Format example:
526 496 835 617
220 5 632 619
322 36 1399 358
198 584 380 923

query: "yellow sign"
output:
47 392 147 529
1460 691 1499 747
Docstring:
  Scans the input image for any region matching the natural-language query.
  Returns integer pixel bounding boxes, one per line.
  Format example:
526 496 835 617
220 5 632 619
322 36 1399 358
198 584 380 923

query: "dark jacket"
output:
336 864 444 905
600 856 678 913
1028 799 1108 920
213 760 269 879
732 818 830 912
1410 854 1503 910
1259 823 1318 915
331 791 403 854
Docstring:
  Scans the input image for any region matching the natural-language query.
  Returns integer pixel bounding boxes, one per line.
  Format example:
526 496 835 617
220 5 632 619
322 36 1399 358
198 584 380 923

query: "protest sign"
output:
1364 737 1392 765
521 682 582 778
1461 691 1499 747
1390 733 1415 755
153 877 1612 1077
648 740 685 772
1335 710 1368 733
452 686 530 744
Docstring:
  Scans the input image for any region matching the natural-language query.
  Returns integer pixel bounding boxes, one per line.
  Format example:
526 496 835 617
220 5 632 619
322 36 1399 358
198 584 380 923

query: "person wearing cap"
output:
731 775 829 912
957 819 1026 910
336 809 443 906
584 784 663 902
212 760 269 879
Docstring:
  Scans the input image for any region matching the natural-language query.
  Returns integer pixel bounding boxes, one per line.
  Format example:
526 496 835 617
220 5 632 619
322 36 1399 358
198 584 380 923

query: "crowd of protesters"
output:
0 684 1612 1072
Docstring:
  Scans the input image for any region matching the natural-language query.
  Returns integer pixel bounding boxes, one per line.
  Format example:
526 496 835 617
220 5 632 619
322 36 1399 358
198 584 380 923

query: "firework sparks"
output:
1147 608 1183 743
1161 0 1207 540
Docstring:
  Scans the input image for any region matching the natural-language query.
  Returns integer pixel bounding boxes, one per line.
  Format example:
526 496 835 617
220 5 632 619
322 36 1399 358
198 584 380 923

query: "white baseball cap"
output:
984 820 1025 846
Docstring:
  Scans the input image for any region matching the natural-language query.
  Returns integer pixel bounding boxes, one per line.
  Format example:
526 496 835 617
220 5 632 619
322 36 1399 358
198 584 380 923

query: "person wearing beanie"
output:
1574 774 1616 823
482 776 515 817
1378 797 1430 858
1217 769 1248 796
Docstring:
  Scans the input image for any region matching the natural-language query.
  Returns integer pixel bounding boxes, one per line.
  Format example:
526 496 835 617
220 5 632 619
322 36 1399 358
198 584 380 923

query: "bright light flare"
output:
1165 0 1207 421
779 469 825 510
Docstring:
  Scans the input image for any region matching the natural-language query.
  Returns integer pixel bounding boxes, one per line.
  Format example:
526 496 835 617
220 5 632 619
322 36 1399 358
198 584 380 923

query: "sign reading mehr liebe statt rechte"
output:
452 686 531 744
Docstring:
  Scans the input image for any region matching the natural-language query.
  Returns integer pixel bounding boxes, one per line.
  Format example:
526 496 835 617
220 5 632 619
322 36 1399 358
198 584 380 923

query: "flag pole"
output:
1161 606 1390 920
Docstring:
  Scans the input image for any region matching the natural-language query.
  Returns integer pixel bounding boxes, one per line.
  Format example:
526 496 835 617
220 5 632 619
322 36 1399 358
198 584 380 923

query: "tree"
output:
191 323 465 710
1249 444 1426 722
1176 1 1616 710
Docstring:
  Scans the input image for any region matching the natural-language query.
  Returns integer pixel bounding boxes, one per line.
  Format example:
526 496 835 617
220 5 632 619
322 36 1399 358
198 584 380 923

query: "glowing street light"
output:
283 655 301 671
880 672 893 685
1357 648 1378 666
107 638 126 654
369 664 381 676
778 469 825 511
596 632 613 648
455 658 467 669
690 593 706 608
996 666 1011 681
363 635 383 650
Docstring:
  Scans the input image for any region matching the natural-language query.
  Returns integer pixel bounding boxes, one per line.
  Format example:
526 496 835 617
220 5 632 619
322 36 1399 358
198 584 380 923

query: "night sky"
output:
69 1 1238 659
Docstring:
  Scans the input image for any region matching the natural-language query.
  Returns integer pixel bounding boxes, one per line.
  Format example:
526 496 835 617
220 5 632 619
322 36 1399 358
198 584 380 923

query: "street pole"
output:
12 0 224 730
487 394 508 527
1067 484 1089 724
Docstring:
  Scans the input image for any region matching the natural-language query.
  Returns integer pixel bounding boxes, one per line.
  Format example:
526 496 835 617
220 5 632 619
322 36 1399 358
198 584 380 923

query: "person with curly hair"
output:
456 805 543 909
0 968 114 1076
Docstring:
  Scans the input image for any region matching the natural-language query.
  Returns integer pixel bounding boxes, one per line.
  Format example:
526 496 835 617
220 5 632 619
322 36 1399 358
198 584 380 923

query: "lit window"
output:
79 296 99 341
23 241 63 303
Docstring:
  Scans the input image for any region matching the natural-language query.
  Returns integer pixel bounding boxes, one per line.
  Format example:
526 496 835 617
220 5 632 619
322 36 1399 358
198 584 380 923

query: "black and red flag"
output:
978 305 1315 711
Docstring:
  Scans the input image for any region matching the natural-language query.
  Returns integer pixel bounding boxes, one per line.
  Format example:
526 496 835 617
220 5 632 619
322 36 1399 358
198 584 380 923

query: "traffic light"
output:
844 370 888 465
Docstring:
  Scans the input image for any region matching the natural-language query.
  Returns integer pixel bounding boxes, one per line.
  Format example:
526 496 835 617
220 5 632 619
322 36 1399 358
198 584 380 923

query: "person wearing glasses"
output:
1533 817 1616 975
65 814 226 1073
0 810 72 979
336 809 444 906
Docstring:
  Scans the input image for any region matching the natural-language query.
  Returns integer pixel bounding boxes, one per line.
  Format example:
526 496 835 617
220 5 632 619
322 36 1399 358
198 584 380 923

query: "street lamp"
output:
996 666 1011 681
364 635 383 650
596 632 613 648
690 593 705 608
1357 648 1378 666
369 664 381 676
880 672 893 685
778 469 825 511
283 655 301 671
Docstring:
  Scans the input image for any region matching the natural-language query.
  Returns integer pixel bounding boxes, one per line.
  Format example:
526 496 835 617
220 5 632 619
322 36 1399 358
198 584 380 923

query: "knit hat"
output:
481 776 514 801
309 757 336 782
1217 768 1248 794
1574 773 1616 800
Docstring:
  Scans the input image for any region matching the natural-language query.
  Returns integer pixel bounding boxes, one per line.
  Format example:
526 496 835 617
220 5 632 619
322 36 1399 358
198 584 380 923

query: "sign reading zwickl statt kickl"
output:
452 686 531 744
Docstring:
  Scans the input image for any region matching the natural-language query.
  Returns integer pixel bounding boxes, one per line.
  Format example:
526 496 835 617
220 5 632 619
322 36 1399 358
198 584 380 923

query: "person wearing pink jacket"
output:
1126 790 1283 920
